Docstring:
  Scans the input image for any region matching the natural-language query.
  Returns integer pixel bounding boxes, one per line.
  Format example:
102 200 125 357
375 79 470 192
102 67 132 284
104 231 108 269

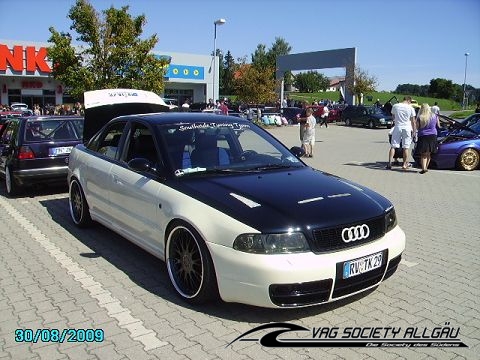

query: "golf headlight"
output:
379 118 386 123
233 232 309 254
385 208 397 233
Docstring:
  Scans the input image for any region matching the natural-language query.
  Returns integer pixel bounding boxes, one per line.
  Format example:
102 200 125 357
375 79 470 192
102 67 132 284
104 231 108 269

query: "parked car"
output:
67 89 405 309
10 102 28 111
342 105 393 128
414 114 480 171
0 116 84 195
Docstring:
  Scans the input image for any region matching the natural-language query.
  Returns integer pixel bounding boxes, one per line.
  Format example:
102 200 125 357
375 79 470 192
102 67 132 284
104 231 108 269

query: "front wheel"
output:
69 179 92 227
166 222 218 304
457 148 479 171
368 120 375 129
345 118 352 126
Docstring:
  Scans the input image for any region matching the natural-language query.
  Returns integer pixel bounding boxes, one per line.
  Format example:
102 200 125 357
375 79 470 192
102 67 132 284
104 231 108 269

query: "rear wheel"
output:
69 179 92 226
457 148 479 171
166 222 218 304
5 166 20 197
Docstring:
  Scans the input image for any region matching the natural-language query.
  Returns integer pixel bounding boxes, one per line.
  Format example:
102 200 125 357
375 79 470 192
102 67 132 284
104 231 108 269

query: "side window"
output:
95 122 127 160
124 123 158 164
1 122 18 145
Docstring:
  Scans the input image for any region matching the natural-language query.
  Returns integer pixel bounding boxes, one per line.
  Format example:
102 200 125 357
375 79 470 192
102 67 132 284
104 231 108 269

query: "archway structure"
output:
276 47 356 105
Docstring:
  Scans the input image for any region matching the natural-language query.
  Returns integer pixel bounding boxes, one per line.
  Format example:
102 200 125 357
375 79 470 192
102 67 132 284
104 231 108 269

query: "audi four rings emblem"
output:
341 224 370 242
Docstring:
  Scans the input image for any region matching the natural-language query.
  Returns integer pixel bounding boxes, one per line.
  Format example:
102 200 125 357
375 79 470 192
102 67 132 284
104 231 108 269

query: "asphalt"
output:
0 121 478 360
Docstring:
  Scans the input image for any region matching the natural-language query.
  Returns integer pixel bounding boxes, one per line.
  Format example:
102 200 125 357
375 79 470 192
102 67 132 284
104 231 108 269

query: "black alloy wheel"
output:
166 222 218 304
69 179 92 227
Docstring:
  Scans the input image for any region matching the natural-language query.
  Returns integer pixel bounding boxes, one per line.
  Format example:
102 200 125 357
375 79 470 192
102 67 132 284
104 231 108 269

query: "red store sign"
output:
0 44 52 74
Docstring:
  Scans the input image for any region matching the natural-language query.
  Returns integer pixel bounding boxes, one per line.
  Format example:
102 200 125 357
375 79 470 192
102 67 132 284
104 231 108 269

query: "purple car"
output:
414 114 480 171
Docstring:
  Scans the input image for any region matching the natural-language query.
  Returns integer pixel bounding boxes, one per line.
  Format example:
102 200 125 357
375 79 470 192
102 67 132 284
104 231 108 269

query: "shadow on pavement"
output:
37 196 377 323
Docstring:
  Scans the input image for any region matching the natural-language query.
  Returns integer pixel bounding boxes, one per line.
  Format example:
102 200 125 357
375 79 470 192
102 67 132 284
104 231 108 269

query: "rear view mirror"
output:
290 146 305 158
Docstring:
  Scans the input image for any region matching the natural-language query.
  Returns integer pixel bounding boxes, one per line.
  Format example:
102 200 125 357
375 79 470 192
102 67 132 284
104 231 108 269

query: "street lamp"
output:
213 18 226 104
462 52 469 109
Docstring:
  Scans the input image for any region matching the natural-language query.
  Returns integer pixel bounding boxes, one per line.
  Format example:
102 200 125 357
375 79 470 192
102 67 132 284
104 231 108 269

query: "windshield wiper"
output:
175 168 241 177
245 164 295 171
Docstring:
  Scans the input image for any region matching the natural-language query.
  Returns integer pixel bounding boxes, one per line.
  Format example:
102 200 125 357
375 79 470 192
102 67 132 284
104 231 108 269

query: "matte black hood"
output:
174 167 392 233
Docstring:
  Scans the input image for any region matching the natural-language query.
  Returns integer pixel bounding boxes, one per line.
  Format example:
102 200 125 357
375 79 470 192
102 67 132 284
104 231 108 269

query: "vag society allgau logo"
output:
341 224 370 243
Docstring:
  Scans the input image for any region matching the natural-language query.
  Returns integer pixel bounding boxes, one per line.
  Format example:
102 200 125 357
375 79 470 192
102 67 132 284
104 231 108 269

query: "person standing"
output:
295 101 309 145
319 104 329 128
387 96 417 170
431 101 440 115
218 100 229 115
302 108 316 157
416 103 440 174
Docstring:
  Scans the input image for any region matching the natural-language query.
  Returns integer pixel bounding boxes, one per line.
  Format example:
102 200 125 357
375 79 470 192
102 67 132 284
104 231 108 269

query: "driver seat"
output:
190 134 229 167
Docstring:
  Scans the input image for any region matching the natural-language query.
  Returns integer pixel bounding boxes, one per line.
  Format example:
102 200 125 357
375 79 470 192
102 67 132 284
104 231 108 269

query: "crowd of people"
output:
386 96 443 174
1 102 84 116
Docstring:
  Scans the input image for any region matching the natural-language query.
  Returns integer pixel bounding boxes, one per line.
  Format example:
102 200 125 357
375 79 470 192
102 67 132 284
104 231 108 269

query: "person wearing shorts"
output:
387 96 417 170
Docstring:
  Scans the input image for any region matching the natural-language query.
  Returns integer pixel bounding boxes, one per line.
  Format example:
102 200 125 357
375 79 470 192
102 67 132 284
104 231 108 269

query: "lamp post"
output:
462 52 469 109
213 18 226 104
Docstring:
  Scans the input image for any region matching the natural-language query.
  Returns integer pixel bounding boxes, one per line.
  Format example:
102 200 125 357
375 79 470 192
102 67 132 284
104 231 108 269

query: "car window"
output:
95 121 127 160
124 122 159 165
1 121 18 145
158 121 302 175
24 119 83 142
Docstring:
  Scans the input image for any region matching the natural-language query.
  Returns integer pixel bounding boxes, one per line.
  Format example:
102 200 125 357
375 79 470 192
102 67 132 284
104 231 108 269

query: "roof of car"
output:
111 111 244 125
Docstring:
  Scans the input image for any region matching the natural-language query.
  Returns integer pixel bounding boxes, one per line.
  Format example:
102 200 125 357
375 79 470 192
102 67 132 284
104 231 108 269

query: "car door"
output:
108 121 166 255
83 120 127 223
0 120 19 177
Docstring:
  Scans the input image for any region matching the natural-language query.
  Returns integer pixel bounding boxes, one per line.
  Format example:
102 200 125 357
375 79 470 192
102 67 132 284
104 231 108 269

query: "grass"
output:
285 91 475 119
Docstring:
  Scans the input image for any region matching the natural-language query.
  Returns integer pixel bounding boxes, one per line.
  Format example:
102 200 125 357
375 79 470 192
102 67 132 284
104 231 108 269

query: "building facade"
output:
0 40 218 109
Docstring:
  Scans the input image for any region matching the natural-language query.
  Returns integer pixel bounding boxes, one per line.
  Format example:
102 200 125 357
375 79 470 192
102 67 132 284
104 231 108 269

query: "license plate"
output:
49 146 73 156
343 252 383 279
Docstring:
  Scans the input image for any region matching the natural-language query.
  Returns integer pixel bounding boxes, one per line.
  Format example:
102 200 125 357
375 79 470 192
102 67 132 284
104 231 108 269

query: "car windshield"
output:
158 120 304 176
368 107 385 115
24 118 83 142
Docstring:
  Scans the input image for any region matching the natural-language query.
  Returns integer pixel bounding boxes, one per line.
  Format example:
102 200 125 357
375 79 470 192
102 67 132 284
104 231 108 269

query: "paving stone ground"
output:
0 122 478 360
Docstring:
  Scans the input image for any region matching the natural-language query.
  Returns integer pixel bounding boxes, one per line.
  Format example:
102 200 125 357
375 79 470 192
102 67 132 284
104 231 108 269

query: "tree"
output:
428 78 456 99
47 0 169 100
233 64 276 104
347 66 378 104
293 71 330 93
221 50 236 96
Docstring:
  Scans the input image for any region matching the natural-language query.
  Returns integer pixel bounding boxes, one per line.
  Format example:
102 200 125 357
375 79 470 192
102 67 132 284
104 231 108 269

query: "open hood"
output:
83 89 169 142
438 114 478 135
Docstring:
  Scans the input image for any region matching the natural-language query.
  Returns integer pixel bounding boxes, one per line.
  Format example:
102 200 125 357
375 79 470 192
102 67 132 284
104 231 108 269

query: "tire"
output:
166 222 218 304
345 118 352 126
69 178 92 227
5 166 20 197
457 148 479 171
368 120 375 129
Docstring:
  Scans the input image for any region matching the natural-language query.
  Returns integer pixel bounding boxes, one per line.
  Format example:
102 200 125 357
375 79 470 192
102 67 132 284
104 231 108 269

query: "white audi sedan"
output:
67 89 405 308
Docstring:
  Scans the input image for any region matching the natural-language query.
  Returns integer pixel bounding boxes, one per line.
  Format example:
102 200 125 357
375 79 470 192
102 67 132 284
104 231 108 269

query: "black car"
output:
0 116 83 195
341 105 393 128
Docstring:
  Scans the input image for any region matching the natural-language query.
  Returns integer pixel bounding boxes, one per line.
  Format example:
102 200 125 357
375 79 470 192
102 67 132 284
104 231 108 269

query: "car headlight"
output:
233 232 309 254
379 118 386 123
385 208 397 233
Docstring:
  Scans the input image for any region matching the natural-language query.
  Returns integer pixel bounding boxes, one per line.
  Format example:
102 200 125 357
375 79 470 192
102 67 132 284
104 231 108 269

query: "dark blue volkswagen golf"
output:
0 115 83 196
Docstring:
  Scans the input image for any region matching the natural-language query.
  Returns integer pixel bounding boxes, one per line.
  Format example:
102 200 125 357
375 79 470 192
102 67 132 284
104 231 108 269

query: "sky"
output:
1 0 479 92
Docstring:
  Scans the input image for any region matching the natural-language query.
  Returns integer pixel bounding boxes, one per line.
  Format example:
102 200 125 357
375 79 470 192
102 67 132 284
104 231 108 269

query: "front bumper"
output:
209 225 405 308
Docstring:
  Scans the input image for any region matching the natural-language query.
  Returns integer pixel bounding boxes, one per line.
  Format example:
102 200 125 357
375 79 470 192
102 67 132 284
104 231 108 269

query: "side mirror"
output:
128 158 152 172
290 146 305 158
